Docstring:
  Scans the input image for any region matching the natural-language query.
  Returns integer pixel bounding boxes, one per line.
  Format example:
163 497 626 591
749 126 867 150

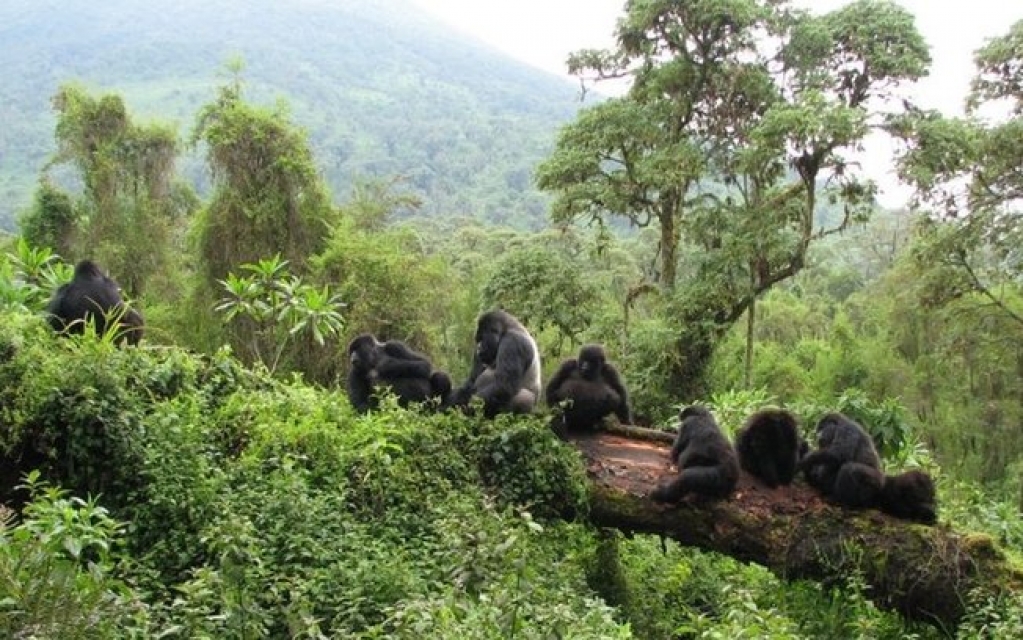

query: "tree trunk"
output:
745 292 755 389
568 425 1023 630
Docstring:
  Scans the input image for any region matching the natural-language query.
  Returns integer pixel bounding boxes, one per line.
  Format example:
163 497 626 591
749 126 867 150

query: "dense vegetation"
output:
3 0 1023 637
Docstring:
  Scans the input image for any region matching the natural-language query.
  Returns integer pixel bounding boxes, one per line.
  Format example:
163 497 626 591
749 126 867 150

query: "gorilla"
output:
346 333 452 413
880 470 937 524
799 413 937 523
545 344 632 436
46 260 144 346
798 412 882 500
650 405 740 503
448 310 541 418
734 408 802 487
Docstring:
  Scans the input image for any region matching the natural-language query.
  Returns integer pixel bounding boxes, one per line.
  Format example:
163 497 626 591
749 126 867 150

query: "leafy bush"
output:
478 417 590 521
0 473 148 639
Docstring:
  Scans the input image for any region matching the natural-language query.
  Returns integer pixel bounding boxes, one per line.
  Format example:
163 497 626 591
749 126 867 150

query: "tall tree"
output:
537 0 929 398
47 84 180 296
192 75 335 291
890 19 1023 329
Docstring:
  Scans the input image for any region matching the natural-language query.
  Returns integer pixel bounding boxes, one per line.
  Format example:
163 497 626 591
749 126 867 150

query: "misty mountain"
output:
0 0 588 229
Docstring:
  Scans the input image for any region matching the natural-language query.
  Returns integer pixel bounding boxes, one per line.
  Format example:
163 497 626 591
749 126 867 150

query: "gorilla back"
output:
450 310 541 418
650 405 739 503
734 408 801 487
46 260 143 346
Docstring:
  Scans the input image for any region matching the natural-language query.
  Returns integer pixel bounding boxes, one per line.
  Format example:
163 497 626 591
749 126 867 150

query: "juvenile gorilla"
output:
798 412 882 503
448 310 541 418
734 408 802 487
346 334 451 412
46 260 144 346
799 413 937 523
545 344 632 436
650 405 739 503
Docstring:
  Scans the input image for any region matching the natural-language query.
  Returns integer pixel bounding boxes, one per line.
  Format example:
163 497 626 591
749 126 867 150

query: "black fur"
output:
46 260 144 346
880 470 937 524
449 310 541 418
346 333 450 412
799 413 937 523
545 344 632 436
650 405 739 503
734 408 801 487
798 412 881 499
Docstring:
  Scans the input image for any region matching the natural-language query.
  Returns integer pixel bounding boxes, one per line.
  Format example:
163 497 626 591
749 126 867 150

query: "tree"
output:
890 19 1023 329
47 84 181 296
537 0 930 399
192 74 335 292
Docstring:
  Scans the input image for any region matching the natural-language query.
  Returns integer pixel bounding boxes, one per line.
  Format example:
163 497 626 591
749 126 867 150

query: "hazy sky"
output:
412 0 1022 207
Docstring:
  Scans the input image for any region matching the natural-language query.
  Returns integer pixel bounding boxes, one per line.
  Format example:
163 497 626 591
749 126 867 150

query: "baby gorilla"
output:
799 413 937 523
734 408 802 487
346 334 451 413
545 344 632 437
650 405 739 503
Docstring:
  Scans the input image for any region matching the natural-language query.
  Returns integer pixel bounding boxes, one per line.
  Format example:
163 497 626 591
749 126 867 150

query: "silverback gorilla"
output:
650 405 739 503
448 310 541 418
346 333 451 412
545 344 632 437
46 260 143 346
799 412 937 524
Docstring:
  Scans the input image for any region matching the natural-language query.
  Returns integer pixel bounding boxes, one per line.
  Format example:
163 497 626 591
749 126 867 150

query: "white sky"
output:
412 0 1022 208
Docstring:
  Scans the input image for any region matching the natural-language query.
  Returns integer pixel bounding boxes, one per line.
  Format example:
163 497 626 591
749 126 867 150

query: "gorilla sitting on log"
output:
545 344 632 437
46 260 144 346
346 333 452 413
650 405 739 503
799 412 937 524
448 310 541 418
734 408 802 488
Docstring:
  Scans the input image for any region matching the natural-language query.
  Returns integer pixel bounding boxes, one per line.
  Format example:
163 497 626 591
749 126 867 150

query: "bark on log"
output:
568 426 1023 630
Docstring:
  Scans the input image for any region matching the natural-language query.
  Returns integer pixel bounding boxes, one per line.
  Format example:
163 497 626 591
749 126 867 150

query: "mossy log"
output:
568 425 1023 630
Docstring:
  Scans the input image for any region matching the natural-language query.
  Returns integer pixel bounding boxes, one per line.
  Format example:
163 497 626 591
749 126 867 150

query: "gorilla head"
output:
474 310 515 366
348 333 383 374
577 344 606 380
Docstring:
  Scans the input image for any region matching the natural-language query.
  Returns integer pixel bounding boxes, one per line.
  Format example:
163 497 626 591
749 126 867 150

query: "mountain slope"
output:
0 0 585 229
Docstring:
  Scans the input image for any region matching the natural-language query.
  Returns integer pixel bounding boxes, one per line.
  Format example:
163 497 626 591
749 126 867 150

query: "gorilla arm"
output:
544 358 579 406
602 363 633 424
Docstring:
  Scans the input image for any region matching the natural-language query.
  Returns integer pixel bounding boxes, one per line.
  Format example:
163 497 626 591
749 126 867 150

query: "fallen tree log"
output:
566 426 1023 630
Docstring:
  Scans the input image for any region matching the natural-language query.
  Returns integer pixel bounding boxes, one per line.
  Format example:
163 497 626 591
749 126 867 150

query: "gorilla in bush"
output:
650 405 739 503
346 333 452 412
545 344 632 436
734 408 802 487
799 412 937 523
46 260 144 346
448 310 541 418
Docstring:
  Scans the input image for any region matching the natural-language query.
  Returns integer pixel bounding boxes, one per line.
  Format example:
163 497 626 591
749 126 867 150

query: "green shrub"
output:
0 473 149 639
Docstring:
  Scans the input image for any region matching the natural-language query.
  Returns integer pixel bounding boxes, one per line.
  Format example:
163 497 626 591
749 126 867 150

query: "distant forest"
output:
0 0 584 230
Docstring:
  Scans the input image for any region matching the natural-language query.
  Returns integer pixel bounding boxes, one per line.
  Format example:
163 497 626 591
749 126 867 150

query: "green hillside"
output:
0 0 583 229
